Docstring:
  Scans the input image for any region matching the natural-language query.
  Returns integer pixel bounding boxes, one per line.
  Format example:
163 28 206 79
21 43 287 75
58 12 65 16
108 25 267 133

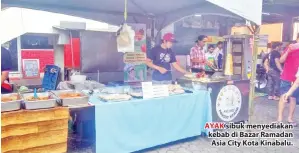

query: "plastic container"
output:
42 65 61 90
101 86 125 94
70 75 87 83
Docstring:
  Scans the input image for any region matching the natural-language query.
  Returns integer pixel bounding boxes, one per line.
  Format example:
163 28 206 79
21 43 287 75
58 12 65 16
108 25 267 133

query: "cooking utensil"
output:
34 88 38 99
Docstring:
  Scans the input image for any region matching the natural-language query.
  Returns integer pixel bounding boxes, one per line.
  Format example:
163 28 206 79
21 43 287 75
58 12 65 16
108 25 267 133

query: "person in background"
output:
146 33 190 84
266 43 272 54
267 42 283 101
277 33 299 126
262 43 271 71
283 67 299 102
214 41 224 69
1 47 13 94
205 45 217 71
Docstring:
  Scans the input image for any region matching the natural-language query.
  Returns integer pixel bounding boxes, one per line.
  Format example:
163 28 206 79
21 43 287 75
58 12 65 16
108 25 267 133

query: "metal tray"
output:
98 94 132 102
22 92 57 110
51 90 89 106
1 93 22 112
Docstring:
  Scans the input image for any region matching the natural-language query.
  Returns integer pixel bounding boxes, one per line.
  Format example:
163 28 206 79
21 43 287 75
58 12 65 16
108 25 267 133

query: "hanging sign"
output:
22 59 40 79
124 23 147 82
123 52 146 64
141 82 169 99
258 35 268 47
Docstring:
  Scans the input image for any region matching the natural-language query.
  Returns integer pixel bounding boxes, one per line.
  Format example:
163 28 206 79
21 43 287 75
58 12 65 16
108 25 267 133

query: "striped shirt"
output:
190 44 206 69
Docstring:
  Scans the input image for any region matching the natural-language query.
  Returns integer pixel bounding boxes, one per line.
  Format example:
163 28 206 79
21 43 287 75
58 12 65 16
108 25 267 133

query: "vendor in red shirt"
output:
190 35 210 72
277 34 299 126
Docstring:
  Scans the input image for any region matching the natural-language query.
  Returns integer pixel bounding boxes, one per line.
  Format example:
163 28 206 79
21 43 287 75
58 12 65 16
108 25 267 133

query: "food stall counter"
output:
1 107 69 153
88 90 212 153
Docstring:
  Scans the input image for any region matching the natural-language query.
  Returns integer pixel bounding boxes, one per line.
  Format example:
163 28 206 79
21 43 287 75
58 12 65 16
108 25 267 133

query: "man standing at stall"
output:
146 33 190 84
1 46 13 94
267 42 283 101
277 34 299 126
189 35 209 72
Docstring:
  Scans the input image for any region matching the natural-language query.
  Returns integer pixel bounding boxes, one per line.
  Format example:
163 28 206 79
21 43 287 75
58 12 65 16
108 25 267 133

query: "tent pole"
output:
151 18 156 43
248 25 260 124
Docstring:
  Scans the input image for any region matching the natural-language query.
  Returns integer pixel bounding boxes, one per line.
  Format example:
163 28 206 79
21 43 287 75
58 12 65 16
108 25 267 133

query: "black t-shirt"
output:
262 53 269 64
269 50 281 72
147 45 176 81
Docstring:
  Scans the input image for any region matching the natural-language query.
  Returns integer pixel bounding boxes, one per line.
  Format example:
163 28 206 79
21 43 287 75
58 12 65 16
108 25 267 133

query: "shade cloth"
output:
89 90 212 153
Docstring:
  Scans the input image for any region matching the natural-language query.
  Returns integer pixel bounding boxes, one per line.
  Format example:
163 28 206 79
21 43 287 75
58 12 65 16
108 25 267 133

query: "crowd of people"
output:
189 35 223 73
262 34 299 126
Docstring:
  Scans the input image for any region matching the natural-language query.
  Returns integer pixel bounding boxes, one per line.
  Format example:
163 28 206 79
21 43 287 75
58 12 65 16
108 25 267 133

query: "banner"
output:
124 64 147 83
124 23 147 82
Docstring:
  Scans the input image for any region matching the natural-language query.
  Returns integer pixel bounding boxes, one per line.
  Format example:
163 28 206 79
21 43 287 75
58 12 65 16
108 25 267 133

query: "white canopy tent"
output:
0 7 119 44
2 0 262 28
2 0 263 123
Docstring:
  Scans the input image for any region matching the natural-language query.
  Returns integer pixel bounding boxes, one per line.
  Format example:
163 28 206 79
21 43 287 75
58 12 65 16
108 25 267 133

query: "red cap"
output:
162 33 177 43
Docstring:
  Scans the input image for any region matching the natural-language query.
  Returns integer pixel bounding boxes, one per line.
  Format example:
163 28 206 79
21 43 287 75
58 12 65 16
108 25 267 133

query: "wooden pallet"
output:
1 107 69 153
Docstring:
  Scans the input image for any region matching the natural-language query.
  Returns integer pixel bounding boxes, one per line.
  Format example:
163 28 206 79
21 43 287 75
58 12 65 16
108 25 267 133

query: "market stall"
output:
178 34 252 123
0 75 92 153
2 0 263 153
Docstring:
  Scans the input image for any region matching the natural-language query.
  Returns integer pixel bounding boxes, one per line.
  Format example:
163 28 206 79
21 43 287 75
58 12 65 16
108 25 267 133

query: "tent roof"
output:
2 0 262 29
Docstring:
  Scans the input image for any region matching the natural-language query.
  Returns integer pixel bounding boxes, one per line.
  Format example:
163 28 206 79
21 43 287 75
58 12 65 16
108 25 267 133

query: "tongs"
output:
48 90 63 104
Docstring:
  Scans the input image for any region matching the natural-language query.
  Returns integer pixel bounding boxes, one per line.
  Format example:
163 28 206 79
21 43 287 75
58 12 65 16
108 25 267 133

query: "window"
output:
21 34 53 49
2 38 19 71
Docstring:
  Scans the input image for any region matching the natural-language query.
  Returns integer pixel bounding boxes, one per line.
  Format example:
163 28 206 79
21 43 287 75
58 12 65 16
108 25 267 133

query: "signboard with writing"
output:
142 82 169 99
22 59 40 78
258 35 268 47
123 52 146 64
142 82 154 99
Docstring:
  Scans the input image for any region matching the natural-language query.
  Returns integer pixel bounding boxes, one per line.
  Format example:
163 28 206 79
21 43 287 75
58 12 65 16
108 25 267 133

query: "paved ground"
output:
68 96 299 153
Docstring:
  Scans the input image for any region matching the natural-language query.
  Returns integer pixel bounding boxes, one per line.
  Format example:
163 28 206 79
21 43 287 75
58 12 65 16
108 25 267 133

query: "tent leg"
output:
151 18 156 43
248 26 260 124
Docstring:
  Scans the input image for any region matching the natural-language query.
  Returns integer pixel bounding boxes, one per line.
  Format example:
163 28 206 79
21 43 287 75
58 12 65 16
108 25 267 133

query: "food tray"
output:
98 94 132 102
51 90 89 106
129 92 143 98
1 93 22 112
22 92 57 110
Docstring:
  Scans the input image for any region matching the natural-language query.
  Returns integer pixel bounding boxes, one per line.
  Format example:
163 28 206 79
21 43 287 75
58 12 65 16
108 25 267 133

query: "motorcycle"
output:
255 64 268 93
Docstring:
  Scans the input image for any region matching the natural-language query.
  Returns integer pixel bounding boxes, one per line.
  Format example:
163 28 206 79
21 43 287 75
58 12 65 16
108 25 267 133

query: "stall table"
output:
89 90 212 153
1 107 69 153
178 78 250 123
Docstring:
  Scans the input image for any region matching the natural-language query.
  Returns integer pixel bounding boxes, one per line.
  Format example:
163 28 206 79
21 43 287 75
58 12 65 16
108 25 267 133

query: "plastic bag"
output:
116 24 135 53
